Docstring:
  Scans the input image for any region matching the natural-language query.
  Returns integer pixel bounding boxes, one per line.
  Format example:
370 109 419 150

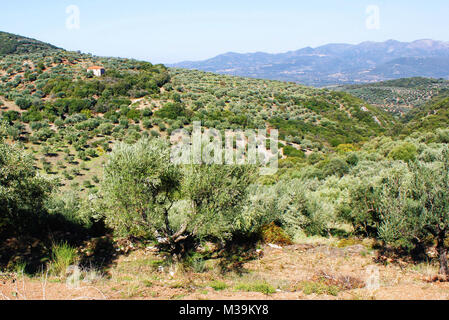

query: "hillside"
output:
169 69 393 147
4 33 449 302
170 40 449 87
402 92 449 133
0 45 395 192
0 31 58 56
335 77 449 116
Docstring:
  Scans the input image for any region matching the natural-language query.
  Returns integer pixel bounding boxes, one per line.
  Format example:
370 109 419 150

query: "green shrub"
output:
0 139 54 234
50 242 78 277
283 145 305 158
299 280 339 296
388 142 417 162
379 149 449 276
100 138 260 259
209 280 228 291
234 281 276 295
15 97 32 110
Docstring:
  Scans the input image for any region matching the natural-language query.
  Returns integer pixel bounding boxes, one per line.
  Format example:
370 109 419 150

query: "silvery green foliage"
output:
165 199 192 234
0 139 54 232
45 190 101 228
336 159 412 236
436 128 449 143
182 163 257 241
238 184 279 234
378 149 449 249
100 137 258 254
101 138 182 239
242 179 338 238
276 179 337 237
417 144 445 162
45 191 83 225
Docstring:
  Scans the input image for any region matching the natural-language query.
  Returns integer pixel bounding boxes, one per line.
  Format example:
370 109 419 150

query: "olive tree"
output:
379 149 449 276
0 134 54 235
337 160 410 237
181 164 257 242
101 138 259 258
240 177 338 241
101 138 183 251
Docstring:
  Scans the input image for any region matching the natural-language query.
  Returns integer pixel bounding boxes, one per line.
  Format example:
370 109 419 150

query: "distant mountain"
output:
0 31 58 56
169 40 449 87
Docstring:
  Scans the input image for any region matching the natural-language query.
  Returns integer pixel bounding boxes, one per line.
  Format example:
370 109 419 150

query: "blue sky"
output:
1 1 449 63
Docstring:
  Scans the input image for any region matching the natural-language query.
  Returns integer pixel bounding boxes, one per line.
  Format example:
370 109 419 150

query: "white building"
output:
87 66 105 77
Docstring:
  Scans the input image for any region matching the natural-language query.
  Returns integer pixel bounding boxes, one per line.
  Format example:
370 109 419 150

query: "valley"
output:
1 31 449 301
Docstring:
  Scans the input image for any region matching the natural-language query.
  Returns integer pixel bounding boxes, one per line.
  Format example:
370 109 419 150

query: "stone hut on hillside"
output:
87 66 105 77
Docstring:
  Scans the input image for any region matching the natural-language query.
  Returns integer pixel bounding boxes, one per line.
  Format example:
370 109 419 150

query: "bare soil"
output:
1 241 448 300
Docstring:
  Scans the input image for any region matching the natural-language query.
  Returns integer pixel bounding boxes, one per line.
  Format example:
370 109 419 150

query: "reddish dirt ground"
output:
1 242 449 300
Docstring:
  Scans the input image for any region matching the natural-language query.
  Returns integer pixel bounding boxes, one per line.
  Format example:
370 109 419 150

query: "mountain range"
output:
169 39 449 87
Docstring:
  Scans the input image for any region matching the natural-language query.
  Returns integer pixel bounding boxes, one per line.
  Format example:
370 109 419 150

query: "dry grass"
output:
1 240 449 300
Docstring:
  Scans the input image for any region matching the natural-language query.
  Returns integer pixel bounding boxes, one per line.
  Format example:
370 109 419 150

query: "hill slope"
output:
0 37 394 189
169 68 394 147
0 31 58 56
402 92 449 133
170 40 449 87
335 77 449 116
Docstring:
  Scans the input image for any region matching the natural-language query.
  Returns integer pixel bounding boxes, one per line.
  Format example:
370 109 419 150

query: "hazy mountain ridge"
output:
170 39 449 87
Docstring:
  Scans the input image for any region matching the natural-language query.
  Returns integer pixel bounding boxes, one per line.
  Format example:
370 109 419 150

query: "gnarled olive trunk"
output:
157 221 196 261
437 230 449 276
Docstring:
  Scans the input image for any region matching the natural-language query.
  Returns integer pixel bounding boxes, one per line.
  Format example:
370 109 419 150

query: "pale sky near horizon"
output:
1 1 448 64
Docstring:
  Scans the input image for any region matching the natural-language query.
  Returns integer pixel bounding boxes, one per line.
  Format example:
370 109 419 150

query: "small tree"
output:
379 149 449 276
101 138 183 251
181 164 257 243
0 137 54 235
101 138 259 259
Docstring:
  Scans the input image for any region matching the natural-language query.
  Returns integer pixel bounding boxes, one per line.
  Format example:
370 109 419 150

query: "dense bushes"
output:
250 180 336 238
388 142 417 162
378 151 449 275
0 135 54 235
155 102 191 120
182 163 258 241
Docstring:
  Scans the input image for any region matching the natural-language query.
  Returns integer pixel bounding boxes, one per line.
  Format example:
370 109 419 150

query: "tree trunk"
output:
437 230 449 277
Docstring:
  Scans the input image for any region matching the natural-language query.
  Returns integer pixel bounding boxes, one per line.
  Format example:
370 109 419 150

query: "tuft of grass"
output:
299 280 340 296
49 242 78 277
234 281 276 295
183 252 207 273
336 238 362 248
209 280 228 291
10 259 27 275
142 279 153 288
